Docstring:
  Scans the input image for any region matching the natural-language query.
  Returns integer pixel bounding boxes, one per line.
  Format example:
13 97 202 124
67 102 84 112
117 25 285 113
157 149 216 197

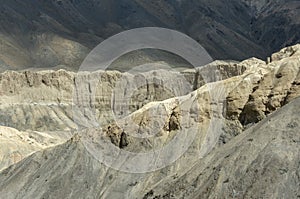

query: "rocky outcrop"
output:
226 44 300 128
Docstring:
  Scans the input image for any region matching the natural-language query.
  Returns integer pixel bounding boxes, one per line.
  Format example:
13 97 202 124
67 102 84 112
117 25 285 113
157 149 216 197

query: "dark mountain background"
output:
0 0 299 70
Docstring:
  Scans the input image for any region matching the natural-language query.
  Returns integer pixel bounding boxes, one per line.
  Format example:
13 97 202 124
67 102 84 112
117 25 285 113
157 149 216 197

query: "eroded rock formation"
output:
0 44 299 198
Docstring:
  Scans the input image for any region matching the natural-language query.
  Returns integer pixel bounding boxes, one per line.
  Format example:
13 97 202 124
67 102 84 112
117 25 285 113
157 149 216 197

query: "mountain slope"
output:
0 0 299 70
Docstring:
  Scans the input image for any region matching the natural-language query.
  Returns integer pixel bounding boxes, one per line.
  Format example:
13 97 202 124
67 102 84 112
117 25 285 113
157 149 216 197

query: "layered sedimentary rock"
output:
0 61 245 131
